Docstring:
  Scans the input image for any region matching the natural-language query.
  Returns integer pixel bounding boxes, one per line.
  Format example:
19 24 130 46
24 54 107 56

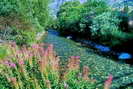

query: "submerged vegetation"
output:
45 31 133 89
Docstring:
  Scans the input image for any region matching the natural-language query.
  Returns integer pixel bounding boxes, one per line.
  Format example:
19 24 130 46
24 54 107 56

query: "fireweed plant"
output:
0 43 112 89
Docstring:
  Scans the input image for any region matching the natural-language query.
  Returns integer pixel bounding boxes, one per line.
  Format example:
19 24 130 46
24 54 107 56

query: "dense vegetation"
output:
0 43 114 89
0 0 50 45
0 0 133 89
57 0 133 46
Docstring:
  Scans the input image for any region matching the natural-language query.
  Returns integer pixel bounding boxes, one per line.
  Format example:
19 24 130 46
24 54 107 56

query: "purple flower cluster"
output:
3 60 16 68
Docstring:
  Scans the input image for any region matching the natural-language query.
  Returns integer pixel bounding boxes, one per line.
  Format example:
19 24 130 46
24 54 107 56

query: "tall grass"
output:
0 43 112 89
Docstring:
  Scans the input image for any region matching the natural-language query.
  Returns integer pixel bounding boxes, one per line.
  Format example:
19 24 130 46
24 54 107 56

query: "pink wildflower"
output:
4 60 10 66
70 56 75 59
8 77 18 87
10 42 17 48
104 75 113 89
75 56 80 59
3 60 16 68
32 44 39 49
9 62 16 68
70 56 80 59
105 75 113 84
18 60 24 65
82 66 90 80
67 56 80 70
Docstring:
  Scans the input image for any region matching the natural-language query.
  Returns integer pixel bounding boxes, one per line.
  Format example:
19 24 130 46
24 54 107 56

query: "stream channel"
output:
48 29 133 64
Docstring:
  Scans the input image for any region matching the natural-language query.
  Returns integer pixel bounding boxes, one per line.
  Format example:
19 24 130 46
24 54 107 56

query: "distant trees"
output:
57 0 133 46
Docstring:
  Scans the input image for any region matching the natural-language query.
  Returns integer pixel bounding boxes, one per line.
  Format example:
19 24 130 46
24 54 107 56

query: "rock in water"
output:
118 52 132 59
94 45 110 52
66 36 72 39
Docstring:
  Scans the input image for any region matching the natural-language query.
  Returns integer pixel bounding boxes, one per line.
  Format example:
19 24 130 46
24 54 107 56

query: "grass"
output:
44 32 133 89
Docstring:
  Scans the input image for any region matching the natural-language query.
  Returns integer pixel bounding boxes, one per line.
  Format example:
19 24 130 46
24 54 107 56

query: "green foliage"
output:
10 28 36 45
0 0 50 30
57 1 83 34
0 44 12 59
82 0 109 15
0 0 17 16
0 43 99 89
64 70 96 89
0 46 8 59
57 0 110 36
0 0 50 45
90 11 121 45
57 0 133 45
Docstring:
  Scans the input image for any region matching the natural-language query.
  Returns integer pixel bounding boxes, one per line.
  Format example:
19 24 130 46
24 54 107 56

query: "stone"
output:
118 52 132 59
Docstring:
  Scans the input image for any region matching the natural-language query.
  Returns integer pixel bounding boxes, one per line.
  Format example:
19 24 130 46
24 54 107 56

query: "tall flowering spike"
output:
47 44 54 59
18 59 25 73
104 75 113 89
33 78 41 89
82 66 90 80
16 50 23 59
39 43 45 47
8 77 19 88
21 46 29 59
41 48 49 63
48 44 53 51
10 42 17 48
46 80 51 89
67 56 80 70
27 50 33 60
51 56 60 72
75 56 80 59
38 60 45 73
38 46 45 57
32 44 39 49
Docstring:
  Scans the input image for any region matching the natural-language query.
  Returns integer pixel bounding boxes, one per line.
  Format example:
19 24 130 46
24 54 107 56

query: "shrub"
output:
57 0 110 37
57 1 83 34
90 11 121 45
0 45 9 59
0 14 37 45
0 0 50 45
57 0 133 46
9 28 36 45
0 43 112 89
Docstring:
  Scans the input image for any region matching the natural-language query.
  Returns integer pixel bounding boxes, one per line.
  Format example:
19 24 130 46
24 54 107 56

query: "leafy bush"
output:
10 28 36 45
0 43 112 89
0 0 50 30
57 1 83 34
0 45 9 59
90 11 121 45
57 0 133 45
57 0 110 37
0 0 50 45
